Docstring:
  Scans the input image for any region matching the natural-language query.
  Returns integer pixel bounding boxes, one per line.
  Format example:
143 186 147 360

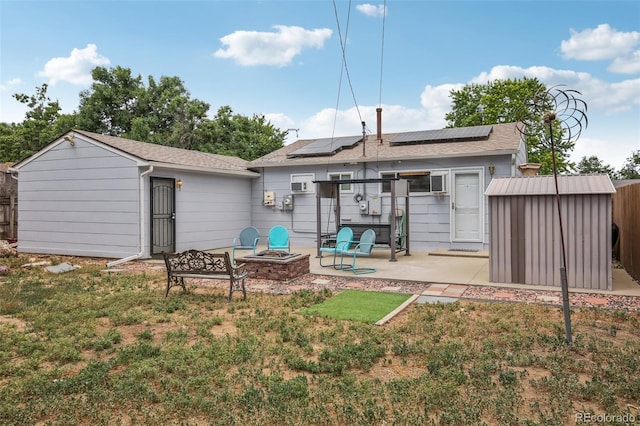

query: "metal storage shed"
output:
485 174 616 290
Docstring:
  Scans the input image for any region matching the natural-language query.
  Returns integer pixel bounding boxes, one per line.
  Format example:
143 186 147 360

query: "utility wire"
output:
332 0 363 125
378 0 387 107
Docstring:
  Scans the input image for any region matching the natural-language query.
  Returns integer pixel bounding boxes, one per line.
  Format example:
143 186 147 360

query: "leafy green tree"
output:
127 75 210 149
0 84 73 162
76 66 144 135
575 155 617 179
3 66 286 163
618 150 640 179
445 78 573 174
193 106 286 161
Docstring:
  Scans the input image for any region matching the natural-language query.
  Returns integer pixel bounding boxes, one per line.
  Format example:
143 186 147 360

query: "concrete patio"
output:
287 246 640 298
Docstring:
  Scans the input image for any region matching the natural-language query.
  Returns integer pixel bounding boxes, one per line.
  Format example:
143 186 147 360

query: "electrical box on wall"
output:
369 196 382 215
283 194 294 211
359 201 368 215
263 191 275 206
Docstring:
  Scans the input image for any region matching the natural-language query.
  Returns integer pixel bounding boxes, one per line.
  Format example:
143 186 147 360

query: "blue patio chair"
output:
268 225 290 252
340 228 377 274
319 227 353 269
232 226 260 262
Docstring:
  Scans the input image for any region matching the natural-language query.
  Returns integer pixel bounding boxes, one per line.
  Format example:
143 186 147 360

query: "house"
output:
9 130 258 265
10 121 528 262
248 121 528 251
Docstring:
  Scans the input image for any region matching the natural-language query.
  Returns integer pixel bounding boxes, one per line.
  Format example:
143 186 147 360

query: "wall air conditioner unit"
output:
290 181 310 193
431 174 448 193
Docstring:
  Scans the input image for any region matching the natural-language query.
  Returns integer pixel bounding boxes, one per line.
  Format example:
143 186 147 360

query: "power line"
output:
378 0 387 107
332 0 363 125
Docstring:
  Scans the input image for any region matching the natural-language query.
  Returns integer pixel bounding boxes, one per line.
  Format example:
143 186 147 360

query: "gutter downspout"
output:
107 165 154 268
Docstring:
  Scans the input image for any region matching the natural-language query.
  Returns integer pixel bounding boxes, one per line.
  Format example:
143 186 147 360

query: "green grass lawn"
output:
0 255 639 425
301 289 411 323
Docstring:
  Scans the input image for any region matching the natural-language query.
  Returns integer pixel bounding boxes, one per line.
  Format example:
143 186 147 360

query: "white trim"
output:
327 171 354 193
450 167 484 243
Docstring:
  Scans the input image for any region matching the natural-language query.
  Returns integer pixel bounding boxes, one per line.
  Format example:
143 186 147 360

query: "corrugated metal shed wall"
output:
488 175 614 290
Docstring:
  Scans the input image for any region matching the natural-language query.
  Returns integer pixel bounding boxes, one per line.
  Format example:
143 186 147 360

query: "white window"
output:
328 172 354 193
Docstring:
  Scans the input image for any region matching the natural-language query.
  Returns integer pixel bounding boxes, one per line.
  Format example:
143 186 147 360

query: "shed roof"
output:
250 122 522 168
485 174 616 196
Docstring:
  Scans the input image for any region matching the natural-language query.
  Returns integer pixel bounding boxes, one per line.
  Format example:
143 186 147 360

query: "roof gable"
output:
14 130 259 178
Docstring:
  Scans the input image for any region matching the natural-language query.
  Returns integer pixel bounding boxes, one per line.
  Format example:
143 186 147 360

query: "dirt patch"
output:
0 315 27 332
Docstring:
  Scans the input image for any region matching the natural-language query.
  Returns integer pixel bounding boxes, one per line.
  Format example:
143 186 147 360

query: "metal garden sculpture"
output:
517 85 588 345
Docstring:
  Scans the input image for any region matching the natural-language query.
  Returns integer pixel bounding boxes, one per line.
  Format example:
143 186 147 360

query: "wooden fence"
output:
612 182 640 282
0 195 17 242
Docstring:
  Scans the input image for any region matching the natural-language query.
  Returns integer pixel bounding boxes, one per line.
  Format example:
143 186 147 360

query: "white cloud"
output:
214 25 332 67
560 24 640 75
264 112 296 135
608 50 640 74
0 78 22 91
467 64 640 113
37 44 110 86
356 4 387 18
420 83 463 126
561 24 640 61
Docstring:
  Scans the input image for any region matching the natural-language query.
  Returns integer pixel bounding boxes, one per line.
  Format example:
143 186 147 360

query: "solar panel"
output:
287 135 362 158
389 125 493 146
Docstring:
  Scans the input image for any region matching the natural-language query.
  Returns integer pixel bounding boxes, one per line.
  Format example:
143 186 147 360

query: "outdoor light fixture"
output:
64 135 75 146
176 179 183 190
488 164 495 176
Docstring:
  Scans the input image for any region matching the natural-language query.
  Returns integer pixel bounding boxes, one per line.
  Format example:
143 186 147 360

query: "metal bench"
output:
163 250 247 302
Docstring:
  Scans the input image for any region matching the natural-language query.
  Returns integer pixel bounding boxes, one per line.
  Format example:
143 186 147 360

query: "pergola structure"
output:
313 178 411 261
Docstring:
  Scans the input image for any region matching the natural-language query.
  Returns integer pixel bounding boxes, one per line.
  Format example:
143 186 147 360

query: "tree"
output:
76 66 144 135
3 66 286 163
445 78 573 174
575 156 617 179
618 150 640 179
127 75 210 149
0 84 73 162
193 106 286 161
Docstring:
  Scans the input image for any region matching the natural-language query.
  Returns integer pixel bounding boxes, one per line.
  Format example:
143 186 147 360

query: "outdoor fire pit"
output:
239 250 310 280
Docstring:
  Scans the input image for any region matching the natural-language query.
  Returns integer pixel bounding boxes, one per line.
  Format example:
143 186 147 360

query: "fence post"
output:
9 195 15 240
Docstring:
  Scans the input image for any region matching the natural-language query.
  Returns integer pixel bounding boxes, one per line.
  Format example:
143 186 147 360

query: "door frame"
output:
150 177 176 255
450 168 484 243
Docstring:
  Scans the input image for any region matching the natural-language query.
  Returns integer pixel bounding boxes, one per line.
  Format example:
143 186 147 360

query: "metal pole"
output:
548 117 572 345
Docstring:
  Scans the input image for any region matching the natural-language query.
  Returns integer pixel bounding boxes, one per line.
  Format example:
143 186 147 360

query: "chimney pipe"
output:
376 107 382 143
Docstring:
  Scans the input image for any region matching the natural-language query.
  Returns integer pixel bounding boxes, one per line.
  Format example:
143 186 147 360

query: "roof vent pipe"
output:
376 107 382 143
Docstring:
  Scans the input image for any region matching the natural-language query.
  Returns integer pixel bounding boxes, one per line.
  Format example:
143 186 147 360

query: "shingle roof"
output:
250 122 522 168
73 130 258 177
485 174 616 196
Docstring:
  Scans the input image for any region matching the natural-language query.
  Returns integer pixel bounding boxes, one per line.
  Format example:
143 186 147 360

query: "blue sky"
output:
1 1 638 169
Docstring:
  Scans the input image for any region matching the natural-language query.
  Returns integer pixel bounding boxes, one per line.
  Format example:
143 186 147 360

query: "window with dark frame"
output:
381 171 431 193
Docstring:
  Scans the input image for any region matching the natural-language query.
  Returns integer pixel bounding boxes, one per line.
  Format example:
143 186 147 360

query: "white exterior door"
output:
452 170 483 242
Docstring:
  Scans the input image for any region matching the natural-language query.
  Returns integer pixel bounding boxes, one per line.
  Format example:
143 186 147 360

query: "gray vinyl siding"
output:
154 169 253 252
251 154 513 250
17 138 140 258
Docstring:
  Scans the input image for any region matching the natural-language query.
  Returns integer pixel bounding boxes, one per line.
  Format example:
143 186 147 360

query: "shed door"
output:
452 170 482 242
151 177 175 255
